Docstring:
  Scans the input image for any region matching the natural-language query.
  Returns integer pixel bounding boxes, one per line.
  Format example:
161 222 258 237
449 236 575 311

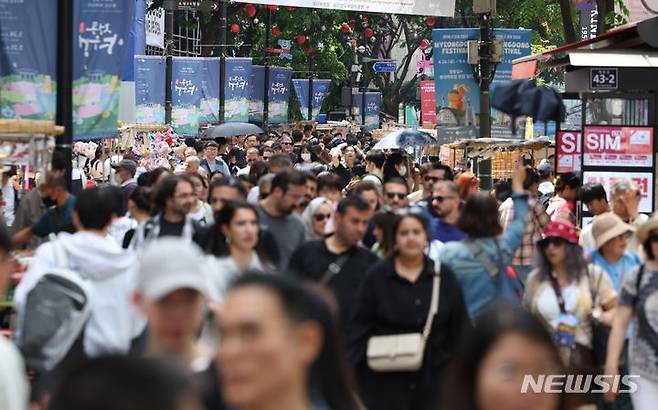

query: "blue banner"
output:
172 57 220 136
0 0 57 120
268 67 292 125
432 28 531 143
364 92 381 130
224 57 252 123
199 58 220 125
134 55 165 125
292 79 331 121
352 92 363 125
73 0 134 140
121 0 146 82
249 65 264 124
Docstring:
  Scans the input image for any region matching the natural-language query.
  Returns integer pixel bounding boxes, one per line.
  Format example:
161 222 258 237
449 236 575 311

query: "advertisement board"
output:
420 80 436 127
583 171 654 213
583 126 653 167
556 131 582 173
233 0 456 17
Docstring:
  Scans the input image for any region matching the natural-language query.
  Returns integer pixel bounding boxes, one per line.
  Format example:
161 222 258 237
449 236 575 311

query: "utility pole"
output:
307 55 313 121
263 8 271 131
218 0 227 123
56 0 73 187
164 1 175 125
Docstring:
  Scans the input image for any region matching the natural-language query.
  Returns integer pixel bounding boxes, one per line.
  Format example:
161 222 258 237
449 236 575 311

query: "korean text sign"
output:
556 131 582 173
583 126 653 167
225 58 252 123
583 171 654 213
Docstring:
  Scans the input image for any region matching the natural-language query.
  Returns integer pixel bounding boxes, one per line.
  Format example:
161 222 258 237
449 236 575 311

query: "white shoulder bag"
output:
366 261 441 372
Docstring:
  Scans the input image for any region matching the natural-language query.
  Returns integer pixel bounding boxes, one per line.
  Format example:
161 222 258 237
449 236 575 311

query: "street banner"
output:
134 56 165 125
171 57 220 135
583 171 654 213
420 80 436 127
225 58 252 123
556 131 582 173
292 79 331 121
432 28 532 143
579 2 598 41
249 65 265 124
0 0 57 120
583 126 653 167
353 93 364 125
233 0 456 17
146 0 165 49
364 92 381 130
73 0 134 140
268 67 292 124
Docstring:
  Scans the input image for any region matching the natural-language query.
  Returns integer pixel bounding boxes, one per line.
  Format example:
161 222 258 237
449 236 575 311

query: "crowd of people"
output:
0 126 657 410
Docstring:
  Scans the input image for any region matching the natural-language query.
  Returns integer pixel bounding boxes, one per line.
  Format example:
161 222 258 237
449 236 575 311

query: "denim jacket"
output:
441 193 529 319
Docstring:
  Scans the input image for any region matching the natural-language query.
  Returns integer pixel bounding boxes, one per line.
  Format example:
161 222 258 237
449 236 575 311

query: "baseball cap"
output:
111 159 137 176
137 238 209 301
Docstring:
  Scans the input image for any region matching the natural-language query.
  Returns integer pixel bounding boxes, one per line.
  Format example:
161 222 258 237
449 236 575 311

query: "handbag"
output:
366 261 441 372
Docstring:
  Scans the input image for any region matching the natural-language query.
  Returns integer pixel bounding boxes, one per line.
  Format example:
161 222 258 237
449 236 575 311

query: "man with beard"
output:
430 180 466 243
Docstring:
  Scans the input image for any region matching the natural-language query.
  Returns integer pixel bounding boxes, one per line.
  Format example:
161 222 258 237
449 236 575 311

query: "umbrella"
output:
492 79 566 122
372 129 437 149
202 122 264 139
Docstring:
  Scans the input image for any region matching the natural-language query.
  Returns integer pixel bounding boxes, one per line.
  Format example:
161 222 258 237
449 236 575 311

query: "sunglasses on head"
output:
313 213 331 222
386 192 407 200
540 237 566 248
432 195 456 203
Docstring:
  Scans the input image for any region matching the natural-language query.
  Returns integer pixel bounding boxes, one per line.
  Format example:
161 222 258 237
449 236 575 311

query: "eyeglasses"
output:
432 195 456 203
313 213 331 222
540 237 566 248
386 192 407 200
424 176 444 183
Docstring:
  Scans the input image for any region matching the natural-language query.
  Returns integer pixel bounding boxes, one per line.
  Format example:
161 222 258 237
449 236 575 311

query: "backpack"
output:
538 191 554 210
15 240 92 372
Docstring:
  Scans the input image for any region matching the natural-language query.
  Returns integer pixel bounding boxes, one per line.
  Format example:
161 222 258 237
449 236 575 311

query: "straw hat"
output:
591 212 636 250
636 214 658 244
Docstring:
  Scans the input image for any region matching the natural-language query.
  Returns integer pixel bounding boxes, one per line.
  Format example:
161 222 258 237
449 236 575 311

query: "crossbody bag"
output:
366 260 441 372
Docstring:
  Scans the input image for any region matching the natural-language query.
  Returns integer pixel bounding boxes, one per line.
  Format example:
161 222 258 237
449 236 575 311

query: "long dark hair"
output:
534 241 588 282
228 274 361 410
457 192 503 238
389 212 430 259
440 302 568 410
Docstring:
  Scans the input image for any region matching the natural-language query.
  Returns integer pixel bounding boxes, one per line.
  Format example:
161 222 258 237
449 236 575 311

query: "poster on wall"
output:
432 28 532 143
225 58 252 123
268 67 292 125
420 80 436 128
583 171 654 213
233 0 456 17
73 0 134 140
249 65 264 124
556 131 582 173
134 56 165 125
0 0 57 120
583 126 653 167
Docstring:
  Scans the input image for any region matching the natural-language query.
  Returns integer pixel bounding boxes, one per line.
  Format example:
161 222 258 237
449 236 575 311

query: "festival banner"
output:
199 58 220 125
134 56 165 125
364 92 381 130
583 126 653 167
249 65 265 124
268 67 292 124
432 28 532 143
0 0 57 120
583 171 654 213
556 131 582 173
420 80 436 127
225 58 252 123
233 0 456 17
73 0 134 140
292 79 331 121
353 93 364 125
171 57 220 135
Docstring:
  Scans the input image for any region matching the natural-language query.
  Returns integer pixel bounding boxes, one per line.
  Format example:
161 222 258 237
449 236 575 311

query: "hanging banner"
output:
292 79 331 121
420 80 436 128
583 171 654 213
579 3 598 41
233 0 456 17
432 28 532 144
171 57 220 135
134 56 165 125
268 67 292 125
583 126 653 168
145 0 165 48
73 0 134 140
353 93 364 125
556 131 582 173
199 58 220 126
249 65 265 124
225 57 252 123
0 0 57 120
364 92 381 130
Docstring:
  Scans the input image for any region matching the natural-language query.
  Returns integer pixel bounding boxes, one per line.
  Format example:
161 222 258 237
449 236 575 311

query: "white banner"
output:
146 2 165 49
233 0 455 17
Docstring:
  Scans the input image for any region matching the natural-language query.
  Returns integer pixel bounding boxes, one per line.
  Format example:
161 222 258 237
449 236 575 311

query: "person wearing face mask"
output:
294 143 327 175
110 159 138 216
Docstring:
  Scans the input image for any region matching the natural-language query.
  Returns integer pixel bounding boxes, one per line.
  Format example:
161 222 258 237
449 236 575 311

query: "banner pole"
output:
219 0 227 124
307 55 313 122
164 5 174 125
56 0 74 188
263 8 271 132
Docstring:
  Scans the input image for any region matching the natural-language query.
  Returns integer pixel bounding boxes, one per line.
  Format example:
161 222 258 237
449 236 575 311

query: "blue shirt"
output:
431 218 467 243
589 250 642 290
31 195 76 237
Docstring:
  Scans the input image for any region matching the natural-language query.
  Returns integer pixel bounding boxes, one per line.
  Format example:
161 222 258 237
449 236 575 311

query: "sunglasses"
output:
432 195 456 203
313 213 331 222
282 142 292 146
386 192 407 200
540 237 566 248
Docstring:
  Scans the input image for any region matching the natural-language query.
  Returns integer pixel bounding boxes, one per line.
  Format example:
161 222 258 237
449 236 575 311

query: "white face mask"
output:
301 153 311 162
398 165 407 177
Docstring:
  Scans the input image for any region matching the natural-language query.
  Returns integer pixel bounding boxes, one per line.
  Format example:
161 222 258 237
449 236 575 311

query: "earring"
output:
225 236 231 245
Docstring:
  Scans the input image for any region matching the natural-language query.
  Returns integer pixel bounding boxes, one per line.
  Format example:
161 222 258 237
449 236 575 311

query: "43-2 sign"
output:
590 68 618 90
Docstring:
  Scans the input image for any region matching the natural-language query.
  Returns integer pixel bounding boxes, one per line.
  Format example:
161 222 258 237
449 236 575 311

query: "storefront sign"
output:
583 171 654 213
590 68 618 90
583 126 653 167
556 131 582 173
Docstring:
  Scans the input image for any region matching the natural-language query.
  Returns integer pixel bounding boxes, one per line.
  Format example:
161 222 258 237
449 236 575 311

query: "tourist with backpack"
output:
441 164 528 319
605 214 658 409
13 187 138 373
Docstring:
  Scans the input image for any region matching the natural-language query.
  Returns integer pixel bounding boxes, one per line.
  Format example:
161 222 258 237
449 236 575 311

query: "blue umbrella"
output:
372 129 437 149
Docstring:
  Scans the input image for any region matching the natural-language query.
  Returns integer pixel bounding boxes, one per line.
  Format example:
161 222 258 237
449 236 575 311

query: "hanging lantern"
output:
419 38 431 50
271 26 281 37
305 46 313 55
245 4 256 18
425 17 436 27
340 23 350 33
296 34 306 45
364 28 374 38
230 24 240 34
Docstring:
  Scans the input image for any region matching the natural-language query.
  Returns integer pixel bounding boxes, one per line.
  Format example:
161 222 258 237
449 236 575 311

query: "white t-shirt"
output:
0 338 29 410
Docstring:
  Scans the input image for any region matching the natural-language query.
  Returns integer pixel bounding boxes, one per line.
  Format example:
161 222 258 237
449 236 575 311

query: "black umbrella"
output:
492 80 565 134
202 122 264 139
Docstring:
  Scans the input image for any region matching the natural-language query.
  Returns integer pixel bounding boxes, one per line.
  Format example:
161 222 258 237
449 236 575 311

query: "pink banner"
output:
583 126 653 167
556 131 581 173
420 80 436 128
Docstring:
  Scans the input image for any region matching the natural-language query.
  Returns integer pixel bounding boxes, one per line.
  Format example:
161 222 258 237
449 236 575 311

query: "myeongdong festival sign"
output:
233 0 455 17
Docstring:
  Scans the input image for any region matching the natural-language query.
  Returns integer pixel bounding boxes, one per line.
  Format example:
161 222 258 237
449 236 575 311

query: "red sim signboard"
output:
556 131 582 173
420 80 436 127
583 126 653 167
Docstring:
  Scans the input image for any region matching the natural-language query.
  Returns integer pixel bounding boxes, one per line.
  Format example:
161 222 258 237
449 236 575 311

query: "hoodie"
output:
14 231 139 358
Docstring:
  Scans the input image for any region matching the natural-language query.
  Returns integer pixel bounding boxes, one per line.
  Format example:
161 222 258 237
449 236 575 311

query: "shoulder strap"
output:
422 260 441 341
320 253 351 284
635 264 646 303
465 240 498 277
52 239 69 269
548 273 567 313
